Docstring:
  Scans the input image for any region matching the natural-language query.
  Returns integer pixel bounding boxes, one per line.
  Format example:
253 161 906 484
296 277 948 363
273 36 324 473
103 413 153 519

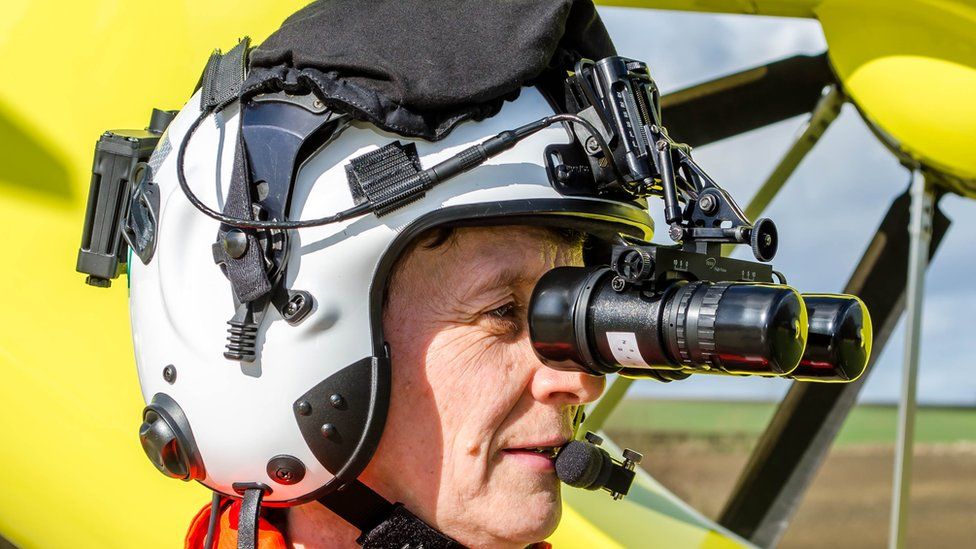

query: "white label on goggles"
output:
606 332 649 367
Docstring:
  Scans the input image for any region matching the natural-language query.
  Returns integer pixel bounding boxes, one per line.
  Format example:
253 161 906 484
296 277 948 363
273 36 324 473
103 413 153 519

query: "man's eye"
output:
489 302 517 318
482 302 524 337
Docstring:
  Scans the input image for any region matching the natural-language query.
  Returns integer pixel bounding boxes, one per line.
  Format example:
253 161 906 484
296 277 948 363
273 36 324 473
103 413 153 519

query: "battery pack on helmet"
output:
76 108 175 287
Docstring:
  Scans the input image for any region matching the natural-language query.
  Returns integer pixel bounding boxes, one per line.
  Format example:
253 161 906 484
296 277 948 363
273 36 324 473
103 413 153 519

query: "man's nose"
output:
527 352 606 406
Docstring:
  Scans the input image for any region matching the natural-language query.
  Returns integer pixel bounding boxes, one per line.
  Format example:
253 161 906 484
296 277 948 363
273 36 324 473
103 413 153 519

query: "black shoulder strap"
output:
200 37 251 112
318 480 463 548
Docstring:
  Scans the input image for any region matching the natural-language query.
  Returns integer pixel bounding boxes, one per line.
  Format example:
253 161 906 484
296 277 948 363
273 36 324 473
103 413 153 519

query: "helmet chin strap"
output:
208 480 460 549
317 480 462 548
237 486 266 549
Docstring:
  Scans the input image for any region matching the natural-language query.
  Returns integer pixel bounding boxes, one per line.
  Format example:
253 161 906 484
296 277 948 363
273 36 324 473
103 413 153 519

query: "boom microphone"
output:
555 440 612 489
555 433 641 500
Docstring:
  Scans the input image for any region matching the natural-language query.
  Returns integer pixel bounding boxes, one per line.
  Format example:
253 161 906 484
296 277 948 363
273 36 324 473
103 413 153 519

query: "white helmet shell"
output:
131 85 653 503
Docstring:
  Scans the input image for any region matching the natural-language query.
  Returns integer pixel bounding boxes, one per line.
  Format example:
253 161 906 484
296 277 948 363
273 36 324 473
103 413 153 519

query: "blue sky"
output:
599 7 976 406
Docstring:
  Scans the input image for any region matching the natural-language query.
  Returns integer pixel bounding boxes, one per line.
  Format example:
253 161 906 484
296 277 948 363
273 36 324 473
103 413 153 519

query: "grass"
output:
604 399 976 445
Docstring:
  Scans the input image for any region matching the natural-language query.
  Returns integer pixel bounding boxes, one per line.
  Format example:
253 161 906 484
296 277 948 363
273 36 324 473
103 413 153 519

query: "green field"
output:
604 399 976 445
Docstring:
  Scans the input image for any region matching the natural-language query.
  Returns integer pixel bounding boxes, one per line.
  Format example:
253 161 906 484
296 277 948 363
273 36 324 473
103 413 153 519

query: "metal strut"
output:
888 171 935 549
718 185 950 547
742 86 844 222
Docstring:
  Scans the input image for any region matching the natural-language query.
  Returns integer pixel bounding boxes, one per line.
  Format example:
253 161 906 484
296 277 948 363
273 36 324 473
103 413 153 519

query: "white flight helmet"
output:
130 83 654 505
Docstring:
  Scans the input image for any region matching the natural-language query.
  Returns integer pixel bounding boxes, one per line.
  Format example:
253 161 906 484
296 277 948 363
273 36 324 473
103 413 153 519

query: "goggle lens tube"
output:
529 267 871 383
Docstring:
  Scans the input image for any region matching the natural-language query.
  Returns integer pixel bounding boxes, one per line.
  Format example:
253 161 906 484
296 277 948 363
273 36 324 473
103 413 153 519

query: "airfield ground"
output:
606 400 976 549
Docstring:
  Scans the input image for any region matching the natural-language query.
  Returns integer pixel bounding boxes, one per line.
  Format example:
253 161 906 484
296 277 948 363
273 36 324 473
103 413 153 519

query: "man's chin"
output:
494 498 562 548
486 482 563 546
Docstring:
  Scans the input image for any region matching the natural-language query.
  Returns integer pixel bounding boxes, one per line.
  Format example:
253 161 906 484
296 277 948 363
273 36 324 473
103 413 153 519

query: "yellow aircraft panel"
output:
0 1 747 548
816 0 976 189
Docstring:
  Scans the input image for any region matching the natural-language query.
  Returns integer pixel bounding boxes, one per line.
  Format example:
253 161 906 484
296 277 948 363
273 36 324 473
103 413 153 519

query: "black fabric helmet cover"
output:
244 0 615 140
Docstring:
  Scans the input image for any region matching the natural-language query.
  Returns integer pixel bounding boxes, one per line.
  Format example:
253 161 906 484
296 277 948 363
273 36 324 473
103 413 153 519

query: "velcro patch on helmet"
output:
345 142 431 216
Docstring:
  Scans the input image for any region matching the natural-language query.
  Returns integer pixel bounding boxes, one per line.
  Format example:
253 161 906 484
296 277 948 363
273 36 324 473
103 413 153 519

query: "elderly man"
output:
126 1 656 547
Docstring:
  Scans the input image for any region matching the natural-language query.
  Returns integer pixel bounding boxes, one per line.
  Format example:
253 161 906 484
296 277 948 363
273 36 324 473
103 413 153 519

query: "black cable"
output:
545 114 624 181
203 491 221 549
176 110 371 229
176 110 624 230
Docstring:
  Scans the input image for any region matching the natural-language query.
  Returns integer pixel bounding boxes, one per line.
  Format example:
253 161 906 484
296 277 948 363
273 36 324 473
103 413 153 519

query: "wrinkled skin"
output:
289 226 605 548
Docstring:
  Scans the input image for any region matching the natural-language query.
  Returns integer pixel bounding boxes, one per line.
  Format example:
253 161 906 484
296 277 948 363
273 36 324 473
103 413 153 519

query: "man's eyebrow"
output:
464 266 532 298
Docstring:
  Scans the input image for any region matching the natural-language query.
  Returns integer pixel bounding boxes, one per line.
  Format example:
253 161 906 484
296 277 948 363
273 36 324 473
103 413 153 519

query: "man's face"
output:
363 225 605 548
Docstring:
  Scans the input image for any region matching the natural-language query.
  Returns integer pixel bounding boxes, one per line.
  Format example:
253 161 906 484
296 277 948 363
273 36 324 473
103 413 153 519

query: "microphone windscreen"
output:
555 440 607 489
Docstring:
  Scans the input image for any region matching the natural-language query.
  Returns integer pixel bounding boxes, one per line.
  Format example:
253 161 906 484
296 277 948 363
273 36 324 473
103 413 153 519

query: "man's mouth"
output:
504 446 561 459
501 439 569 470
